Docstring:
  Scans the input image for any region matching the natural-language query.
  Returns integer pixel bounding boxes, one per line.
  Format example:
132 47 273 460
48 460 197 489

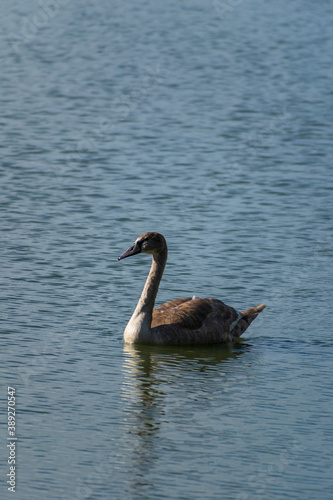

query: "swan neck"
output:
141 249 167 311
124 247 167 343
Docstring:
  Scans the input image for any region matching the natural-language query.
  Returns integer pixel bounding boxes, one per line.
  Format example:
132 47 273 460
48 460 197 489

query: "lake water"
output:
1 0 332 498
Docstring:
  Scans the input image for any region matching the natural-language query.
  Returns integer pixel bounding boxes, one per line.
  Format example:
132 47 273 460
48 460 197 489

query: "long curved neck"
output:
140 250 167 311
124 248 167 343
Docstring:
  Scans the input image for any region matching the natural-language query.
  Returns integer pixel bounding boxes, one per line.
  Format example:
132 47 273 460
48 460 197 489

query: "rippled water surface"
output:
1 0 333 499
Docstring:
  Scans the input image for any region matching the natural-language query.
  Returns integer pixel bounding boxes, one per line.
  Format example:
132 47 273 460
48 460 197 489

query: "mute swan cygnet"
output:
118 232 265 345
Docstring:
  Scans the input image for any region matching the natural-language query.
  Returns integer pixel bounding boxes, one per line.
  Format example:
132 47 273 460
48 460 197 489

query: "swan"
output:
118 232 265 344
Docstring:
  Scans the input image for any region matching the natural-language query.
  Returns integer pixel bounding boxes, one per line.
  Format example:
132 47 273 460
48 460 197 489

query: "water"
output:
1 0 333 498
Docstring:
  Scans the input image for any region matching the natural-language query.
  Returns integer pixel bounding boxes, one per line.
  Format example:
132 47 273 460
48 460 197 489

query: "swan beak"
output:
118 242 141 261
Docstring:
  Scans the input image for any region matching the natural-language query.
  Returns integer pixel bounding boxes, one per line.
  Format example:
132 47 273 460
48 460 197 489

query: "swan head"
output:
118 232 167 260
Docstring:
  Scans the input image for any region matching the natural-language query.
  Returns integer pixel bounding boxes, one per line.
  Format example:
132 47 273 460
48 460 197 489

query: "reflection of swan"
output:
123 343 250 373
118 232 265 344
121 343 248 418
120 342 249 494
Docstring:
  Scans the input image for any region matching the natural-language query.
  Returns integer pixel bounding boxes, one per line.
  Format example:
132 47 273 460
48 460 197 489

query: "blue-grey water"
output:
1 0 333 499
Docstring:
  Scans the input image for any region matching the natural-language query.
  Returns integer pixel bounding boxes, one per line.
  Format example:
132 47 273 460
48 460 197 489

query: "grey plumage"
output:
119 232 265 345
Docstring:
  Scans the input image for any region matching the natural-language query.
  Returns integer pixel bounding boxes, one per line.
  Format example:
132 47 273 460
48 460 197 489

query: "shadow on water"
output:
118 342 251 493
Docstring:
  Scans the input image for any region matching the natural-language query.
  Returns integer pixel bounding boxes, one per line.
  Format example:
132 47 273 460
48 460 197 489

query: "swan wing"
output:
152 297 239 331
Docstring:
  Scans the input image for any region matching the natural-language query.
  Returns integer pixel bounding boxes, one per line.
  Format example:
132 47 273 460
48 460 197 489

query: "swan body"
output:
118 232 265 345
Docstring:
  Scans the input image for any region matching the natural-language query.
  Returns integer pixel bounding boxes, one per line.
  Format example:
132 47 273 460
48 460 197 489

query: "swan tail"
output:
232 304 266 338
241 303 266 317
